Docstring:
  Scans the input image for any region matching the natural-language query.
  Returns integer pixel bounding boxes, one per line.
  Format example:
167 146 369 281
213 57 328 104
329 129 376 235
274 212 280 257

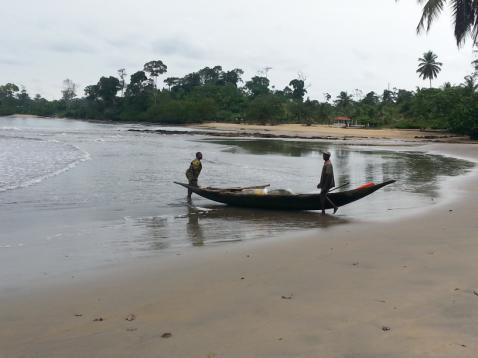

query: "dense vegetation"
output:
1 57 478 138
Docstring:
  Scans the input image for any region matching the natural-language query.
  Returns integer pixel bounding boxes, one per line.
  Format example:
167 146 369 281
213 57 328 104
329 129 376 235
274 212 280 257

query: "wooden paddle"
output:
328 182 349 193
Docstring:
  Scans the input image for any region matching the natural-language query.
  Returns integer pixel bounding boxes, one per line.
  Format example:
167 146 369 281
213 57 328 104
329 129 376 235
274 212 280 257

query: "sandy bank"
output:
193 122 471 143
1 143 478 358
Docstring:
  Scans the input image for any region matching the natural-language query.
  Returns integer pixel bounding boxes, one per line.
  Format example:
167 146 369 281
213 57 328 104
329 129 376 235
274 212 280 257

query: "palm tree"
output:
414 0 478 46
334 91 353 108
417 51 443 88
463 75 478 91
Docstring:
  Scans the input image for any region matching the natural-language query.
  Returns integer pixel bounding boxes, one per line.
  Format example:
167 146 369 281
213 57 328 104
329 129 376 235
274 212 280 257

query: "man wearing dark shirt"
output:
317 151 338 215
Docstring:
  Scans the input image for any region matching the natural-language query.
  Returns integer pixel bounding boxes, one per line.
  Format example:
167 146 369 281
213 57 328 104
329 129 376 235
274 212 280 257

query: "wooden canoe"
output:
175 180 396 211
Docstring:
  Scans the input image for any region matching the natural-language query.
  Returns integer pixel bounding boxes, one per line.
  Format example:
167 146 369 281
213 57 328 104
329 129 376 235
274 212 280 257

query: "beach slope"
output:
1 144 478 358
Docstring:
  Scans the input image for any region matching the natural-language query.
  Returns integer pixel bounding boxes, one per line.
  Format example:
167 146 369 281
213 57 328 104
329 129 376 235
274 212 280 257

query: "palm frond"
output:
472 1 478 44
417 0 447 33
452 0 475 46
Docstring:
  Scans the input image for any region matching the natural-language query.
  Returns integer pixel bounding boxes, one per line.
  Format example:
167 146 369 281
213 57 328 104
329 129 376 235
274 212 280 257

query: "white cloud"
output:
0 0 475 99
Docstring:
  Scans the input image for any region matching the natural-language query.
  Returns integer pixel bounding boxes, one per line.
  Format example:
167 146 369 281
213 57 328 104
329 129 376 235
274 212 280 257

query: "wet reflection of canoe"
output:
175 180 396 211
188 204 352 228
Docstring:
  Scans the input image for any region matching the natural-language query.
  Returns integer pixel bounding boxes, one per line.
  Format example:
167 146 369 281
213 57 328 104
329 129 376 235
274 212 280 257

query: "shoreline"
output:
1 143 478 357
6 114 473 143
127 121 474 145
191 122 473 143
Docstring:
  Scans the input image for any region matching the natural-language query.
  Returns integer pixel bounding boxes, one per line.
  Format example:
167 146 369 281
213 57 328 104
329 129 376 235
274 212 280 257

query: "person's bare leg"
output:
326 196 338 214
327 198 338 214
188 179 197 199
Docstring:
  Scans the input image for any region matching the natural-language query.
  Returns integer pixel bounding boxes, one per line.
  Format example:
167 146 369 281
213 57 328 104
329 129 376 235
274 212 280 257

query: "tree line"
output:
1 53 478 138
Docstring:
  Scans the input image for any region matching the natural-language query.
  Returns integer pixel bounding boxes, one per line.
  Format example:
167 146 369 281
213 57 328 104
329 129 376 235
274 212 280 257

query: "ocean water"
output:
0 135 89 192
0 116 474 291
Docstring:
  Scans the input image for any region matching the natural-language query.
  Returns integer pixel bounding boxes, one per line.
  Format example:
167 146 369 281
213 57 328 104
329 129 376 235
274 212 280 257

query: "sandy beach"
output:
192 122 472 143
1 140 478 357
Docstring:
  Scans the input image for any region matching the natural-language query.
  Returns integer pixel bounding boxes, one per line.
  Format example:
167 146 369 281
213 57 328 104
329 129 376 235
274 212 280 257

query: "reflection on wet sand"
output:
183 203 352 245
134 202 352 252
193 204 351 227
187 204 205 246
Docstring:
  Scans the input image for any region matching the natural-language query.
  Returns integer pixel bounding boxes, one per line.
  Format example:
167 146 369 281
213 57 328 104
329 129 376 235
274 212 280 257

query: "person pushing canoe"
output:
317 151 338 215
185 152 203 199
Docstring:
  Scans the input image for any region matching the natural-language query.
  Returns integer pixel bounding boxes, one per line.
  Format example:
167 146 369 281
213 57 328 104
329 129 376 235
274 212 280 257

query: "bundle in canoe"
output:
175 180 396 211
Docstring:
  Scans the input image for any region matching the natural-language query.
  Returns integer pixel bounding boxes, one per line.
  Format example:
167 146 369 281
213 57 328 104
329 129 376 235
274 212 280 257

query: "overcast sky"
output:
0 0 475 100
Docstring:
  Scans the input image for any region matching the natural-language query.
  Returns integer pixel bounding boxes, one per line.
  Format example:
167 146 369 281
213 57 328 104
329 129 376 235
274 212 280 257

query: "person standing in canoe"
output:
317 151 338 215
186 152 203 199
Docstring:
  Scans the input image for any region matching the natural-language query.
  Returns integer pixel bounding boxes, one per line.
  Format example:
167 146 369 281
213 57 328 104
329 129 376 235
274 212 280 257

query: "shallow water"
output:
0 116 474 290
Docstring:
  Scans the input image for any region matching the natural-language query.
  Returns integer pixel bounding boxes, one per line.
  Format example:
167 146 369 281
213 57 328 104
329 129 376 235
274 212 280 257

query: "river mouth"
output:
0 116 475 290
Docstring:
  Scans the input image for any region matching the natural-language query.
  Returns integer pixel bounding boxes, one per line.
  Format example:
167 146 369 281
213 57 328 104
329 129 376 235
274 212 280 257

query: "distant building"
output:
333 116 354 127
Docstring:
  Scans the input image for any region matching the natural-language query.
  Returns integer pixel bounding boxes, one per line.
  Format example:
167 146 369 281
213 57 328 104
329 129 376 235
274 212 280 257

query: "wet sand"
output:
193 122 471 142
1 143 478 357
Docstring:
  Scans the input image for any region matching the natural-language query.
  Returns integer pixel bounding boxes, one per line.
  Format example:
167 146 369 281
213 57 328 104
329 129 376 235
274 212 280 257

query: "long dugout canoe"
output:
175 180 396 211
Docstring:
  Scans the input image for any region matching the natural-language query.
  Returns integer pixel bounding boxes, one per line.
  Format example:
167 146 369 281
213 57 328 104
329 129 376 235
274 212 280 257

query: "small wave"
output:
0 154 90 193
0 138 91 193
0 126 23 131
0 134 44 141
